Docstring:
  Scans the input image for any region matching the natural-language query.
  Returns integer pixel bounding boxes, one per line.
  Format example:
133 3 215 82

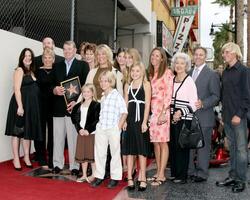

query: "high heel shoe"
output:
127 179 135 191
14 166 22 171
25 163 33 168
138 181 147 191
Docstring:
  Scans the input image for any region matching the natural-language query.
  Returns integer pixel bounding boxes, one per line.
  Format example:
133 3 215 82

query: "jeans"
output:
224 119 248 182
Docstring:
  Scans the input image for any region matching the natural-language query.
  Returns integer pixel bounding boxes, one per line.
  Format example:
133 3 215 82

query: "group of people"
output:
4 37 249 193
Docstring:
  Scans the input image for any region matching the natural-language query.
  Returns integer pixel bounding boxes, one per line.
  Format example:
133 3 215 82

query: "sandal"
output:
127 179 135 191
146 175 157 182
138 181 147 191
86 176 95 183
76 176 87 183
151 178 166 186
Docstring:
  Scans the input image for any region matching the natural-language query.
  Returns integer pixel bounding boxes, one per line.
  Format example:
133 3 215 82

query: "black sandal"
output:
127 179 135 191
138 181 147 191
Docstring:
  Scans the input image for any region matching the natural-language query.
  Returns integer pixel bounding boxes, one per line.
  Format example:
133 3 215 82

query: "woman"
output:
85 44 123 100
71 83 100 183
84 43 97 70
114 48 128 85
5 48 43 170
123 62 151 191
170 52 198 184
79 41 89 61
35 47 55 168
148 47 173 186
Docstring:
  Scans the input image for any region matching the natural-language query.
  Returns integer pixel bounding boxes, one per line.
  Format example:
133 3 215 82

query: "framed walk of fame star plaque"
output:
61 76 81 104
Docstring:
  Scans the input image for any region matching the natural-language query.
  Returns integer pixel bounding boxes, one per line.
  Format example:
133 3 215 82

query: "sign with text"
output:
173 15 195 54
171 6 198 16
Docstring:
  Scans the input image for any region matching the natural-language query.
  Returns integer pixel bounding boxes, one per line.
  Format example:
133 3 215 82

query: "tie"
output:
192 68 199 81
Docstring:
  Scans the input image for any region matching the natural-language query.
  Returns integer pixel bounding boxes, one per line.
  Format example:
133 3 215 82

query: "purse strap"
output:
173 75 189 111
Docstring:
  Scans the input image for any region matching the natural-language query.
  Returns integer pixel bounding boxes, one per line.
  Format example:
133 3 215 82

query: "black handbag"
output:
178 114 205 149
13 115 24 137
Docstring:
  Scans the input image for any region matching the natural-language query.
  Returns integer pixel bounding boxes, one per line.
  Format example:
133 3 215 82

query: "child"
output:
91 70 127 189
71 83 100 183
123 62 151 191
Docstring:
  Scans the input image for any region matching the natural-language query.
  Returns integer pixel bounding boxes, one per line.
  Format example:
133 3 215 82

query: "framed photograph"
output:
61 76 81 105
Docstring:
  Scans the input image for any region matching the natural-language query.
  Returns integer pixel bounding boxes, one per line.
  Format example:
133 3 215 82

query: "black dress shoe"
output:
188 175 196 181
71 169 79 176
173 179 187 184
52 166 62 174
91 178 104 188
194 176 207 183
216 177 236 187
232 182 245 193
127 179 135 191
107 179 119 188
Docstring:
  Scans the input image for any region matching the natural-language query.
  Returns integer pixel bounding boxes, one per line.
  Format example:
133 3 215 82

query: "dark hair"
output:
79 41 89 53
113 47 127 72
193 46 207 56
18 48 35 74
84 43 97 54
148 47 168 80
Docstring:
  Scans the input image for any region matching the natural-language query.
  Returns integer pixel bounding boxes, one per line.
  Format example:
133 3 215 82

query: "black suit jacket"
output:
51 58 89 117
71 101 100 134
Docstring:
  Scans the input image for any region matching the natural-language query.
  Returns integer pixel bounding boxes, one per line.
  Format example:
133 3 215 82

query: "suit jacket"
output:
189 65 220 127
71 101 100 134
51 58 89 117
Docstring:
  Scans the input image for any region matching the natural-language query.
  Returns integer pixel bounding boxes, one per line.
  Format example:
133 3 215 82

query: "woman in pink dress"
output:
148 47 173 186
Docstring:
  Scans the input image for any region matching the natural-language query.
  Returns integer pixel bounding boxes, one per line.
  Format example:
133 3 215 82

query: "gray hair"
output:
171 52 191 72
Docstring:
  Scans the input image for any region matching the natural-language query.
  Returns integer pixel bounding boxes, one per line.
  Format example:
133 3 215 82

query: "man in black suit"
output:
51 41 89 175
34 37 64 69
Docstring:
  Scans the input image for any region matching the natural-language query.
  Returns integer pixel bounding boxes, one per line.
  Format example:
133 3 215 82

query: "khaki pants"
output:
94 126 122 180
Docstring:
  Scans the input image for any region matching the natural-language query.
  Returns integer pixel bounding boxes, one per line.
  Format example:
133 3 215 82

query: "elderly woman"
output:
35 47 55 168
169 52 198 184
85 44 123 100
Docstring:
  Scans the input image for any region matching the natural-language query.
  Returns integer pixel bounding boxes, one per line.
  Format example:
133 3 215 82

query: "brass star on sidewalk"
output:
67 83 78 97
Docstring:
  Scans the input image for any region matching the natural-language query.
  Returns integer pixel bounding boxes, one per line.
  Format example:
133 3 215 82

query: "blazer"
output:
189 65 220 127
51 58 89 117
71 101 100 134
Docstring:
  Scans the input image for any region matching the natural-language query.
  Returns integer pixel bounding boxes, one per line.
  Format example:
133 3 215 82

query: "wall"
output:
0 29 62 162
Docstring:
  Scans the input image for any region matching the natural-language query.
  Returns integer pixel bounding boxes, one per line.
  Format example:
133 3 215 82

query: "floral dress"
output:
149 69 173 142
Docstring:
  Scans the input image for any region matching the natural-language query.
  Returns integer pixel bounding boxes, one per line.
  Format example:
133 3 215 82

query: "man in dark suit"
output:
51 41 89 175
188 47 220 182
34 37 64 69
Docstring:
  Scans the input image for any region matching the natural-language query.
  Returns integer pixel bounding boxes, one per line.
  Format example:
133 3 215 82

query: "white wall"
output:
129 0 152 23
0 29 63 162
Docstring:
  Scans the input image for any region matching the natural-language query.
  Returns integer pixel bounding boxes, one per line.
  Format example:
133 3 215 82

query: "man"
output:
51 41 89 175
216 42 249 193
34 37 64 68
188 47 220 182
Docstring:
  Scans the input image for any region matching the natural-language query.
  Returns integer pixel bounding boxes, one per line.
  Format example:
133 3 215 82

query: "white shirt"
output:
192 63 206 79
80 106 88 129
65 57 75 75
97 89 127 130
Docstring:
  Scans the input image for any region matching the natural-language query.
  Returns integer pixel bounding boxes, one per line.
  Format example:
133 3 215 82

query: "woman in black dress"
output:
5 48 42 170
35 47 55 168
123 62 151 191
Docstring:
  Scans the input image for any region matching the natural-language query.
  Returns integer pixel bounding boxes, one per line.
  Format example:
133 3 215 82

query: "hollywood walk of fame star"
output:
67 83 78 97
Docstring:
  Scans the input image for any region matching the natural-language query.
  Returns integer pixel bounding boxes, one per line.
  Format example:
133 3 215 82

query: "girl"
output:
71 83 100 183
123 62 151 191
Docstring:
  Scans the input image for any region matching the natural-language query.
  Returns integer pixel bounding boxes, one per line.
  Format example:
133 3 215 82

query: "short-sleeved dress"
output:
123 83 150 156
5 74 43 141
149 69 173 142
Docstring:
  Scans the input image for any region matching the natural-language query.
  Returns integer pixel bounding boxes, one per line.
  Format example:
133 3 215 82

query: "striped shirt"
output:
171 76 198 120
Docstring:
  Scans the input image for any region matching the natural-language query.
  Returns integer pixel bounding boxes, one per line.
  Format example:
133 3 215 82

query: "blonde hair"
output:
221 42 242 60
128 62 148 84
98 70 116 88
96 44 113 68
126 48 141 66
81 83 97 102
42 47 55 61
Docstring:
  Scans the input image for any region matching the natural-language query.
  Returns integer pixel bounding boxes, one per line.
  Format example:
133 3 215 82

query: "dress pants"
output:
53 116 79 170
170 120 191 180
94 125 122 180
189 127 213 179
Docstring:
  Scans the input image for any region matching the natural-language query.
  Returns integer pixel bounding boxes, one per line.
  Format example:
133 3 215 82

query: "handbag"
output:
178 114 205 149
13 115 24 137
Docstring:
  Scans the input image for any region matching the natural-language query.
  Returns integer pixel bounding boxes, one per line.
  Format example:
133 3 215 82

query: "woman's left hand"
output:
157 112 167 125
